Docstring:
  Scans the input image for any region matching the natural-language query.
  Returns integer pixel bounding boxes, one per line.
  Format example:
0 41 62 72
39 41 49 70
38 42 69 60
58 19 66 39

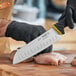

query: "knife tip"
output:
13 59 17 64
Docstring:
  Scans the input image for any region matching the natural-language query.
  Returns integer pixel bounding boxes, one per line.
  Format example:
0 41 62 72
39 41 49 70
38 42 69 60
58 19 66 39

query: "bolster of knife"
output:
52 24 65 35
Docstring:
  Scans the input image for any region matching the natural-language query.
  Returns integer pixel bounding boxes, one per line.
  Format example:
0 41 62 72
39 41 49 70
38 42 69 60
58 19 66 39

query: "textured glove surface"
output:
6 21 52 55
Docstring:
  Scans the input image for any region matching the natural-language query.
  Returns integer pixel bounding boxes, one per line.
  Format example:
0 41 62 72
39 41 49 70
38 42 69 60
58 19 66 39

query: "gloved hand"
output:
52 0 76 34
5 21 52 55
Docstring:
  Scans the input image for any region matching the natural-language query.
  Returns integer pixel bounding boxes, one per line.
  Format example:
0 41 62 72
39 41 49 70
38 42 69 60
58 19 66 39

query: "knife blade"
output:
13 28 61 64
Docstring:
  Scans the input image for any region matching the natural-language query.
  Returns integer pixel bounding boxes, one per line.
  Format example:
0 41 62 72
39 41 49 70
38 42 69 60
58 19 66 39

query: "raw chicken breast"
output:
34 52 67 66
71 57 76 66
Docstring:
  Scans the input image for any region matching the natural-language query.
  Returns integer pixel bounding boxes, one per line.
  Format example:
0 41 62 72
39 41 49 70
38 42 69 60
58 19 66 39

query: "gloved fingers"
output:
66 7 74 29
73 11 76 23
57 11 66 27
59 11 66 21
58 16 66 28
31 30 39 40
31 26 45 41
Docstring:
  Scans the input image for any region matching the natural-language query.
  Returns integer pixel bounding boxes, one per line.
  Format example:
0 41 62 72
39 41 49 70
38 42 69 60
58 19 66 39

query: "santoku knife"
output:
13 28 61 64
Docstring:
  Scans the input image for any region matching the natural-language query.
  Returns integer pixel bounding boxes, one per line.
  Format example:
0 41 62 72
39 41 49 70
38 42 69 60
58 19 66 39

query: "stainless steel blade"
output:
13 28 61 64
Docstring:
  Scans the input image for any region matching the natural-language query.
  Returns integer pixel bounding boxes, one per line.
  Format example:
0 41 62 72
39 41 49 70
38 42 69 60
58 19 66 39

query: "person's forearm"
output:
0 19 12 37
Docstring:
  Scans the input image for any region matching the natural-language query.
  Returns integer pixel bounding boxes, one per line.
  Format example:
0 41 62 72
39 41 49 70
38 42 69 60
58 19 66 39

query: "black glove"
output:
5 21 52 55
52 0 76 34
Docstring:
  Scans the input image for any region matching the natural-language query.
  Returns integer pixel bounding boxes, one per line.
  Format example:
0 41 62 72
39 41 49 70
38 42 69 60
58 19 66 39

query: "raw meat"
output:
34 52 67 66
10 50 67 66
71 57 76 66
